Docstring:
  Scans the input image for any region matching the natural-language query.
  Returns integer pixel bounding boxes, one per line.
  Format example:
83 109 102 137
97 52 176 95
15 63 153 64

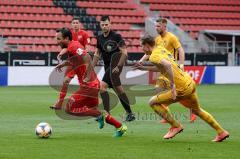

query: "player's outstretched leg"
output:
117 93 135 122
115 85 135 122
52 77 72 109
104 113 127 137
159 104 170 124
100 91 110 113
97 114 105 129
190 109 197 123
149 93 183 139
192 108 229 142
151 104 183 139
115 125 127 137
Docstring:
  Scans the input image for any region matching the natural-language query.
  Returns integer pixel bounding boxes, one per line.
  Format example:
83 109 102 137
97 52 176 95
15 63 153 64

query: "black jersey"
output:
96 30 125 65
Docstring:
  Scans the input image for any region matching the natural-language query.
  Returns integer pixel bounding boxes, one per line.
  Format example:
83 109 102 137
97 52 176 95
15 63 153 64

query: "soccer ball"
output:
35 122 52 138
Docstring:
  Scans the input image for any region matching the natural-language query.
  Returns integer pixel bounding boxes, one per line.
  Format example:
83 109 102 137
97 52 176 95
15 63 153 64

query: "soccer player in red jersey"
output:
53 17 90 108
70 17 90 49
51 27 127 137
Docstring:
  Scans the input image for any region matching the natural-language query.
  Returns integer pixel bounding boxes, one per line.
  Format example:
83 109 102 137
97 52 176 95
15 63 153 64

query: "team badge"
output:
78 35 82 40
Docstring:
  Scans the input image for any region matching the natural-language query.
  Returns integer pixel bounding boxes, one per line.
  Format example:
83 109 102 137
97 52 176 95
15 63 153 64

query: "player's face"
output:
100 20 111 33
55 32 68 48
156 22 166 35
142 44 152 55
71 20 80 30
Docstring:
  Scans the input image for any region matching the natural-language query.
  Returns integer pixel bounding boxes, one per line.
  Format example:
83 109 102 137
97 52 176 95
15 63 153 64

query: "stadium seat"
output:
140 0 240 39
3 0 146 53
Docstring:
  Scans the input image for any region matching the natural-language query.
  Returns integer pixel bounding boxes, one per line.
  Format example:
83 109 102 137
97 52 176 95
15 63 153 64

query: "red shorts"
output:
67 84 99 113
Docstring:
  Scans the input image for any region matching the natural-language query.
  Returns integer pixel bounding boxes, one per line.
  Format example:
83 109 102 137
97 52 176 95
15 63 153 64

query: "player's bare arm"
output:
159 58 176 100
133 54 150 69
57 48 67 62
83 54 94 83
112 46 128 74
55 61 71 73
92 48 100 68
139 54 150 64
85 38 91 51
132 64 159 72
178 47 185 70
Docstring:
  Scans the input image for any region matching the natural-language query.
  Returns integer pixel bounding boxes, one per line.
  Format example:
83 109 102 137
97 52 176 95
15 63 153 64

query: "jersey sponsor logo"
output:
184 66 206 84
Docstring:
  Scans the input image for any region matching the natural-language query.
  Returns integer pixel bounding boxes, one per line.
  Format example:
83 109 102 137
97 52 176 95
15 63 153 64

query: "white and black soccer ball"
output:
35 122 52 138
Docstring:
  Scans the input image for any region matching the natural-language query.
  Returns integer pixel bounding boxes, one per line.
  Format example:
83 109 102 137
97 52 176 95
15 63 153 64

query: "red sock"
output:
105 114 122 128
59 92 66 101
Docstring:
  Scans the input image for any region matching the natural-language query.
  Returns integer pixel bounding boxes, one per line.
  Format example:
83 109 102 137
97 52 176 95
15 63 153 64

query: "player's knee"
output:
191 108 201 115
115 87 124 96
100 88 107 93
100 83 107 92
67 97 75 107
149 96 157 107
63 77 71 85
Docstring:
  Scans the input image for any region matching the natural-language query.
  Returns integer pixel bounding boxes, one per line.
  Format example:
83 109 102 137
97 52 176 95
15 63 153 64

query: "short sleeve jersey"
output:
155 32 181 60
149 46 193 93
96 30 125 65
71 29 90 49
67 41 99 87
67 41 84 56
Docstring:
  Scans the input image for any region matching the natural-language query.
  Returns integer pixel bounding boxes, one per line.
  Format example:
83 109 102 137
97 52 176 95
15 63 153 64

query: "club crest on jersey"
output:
103 40 118 53
107 45 112 52
78 35 82 40
163 40 166 47
160 50 165 54
77 48 84 55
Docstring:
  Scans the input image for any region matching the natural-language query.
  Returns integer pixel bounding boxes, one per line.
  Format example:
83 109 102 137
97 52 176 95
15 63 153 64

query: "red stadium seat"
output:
140 0 240 39
3 0 146 53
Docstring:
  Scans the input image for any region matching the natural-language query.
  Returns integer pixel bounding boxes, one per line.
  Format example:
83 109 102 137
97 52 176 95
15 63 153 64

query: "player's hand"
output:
132 62 144 70
179 64 184 71
55 63 64 72
57 54 62 62
112 66 120 73
83 76 90 83
171 84 177 100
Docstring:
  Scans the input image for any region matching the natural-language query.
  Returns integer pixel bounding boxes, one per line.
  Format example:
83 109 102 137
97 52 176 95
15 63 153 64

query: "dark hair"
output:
100 15 110 22
141 34 155 46
56 27 72 41
156 18 167 24
71 17 80 22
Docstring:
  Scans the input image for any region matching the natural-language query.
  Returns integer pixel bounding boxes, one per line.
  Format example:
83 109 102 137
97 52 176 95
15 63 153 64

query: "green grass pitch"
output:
0 85 240 159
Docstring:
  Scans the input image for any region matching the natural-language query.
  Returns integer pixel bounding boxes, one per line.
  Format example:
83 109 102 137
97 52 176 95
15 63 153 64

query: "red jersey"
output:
66 40 84 56
67 41 99 87
71 29 90 49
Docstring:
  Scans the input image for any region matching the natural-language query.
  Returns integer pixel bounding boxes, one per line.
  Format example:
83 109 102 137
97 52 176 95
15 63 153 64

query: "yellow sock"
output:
197 108 224 134
152 104 180 127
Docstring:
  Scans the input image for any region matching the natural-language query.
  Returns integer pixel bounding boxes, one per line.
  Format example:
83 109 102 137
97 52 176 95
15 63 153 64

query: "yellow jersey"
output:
155 32 181 60
149 46 193 95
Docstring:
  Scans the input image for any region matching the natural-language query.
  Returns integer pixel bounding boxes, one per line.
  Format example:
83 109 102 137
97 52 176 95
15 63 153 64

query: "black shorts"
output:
102 65 123 88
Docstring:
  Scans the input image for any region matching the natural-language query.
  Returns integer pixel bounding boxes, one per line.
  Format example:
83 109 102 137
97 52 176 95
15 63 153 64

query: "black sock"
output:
118 93 132 114
100 91 110 113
